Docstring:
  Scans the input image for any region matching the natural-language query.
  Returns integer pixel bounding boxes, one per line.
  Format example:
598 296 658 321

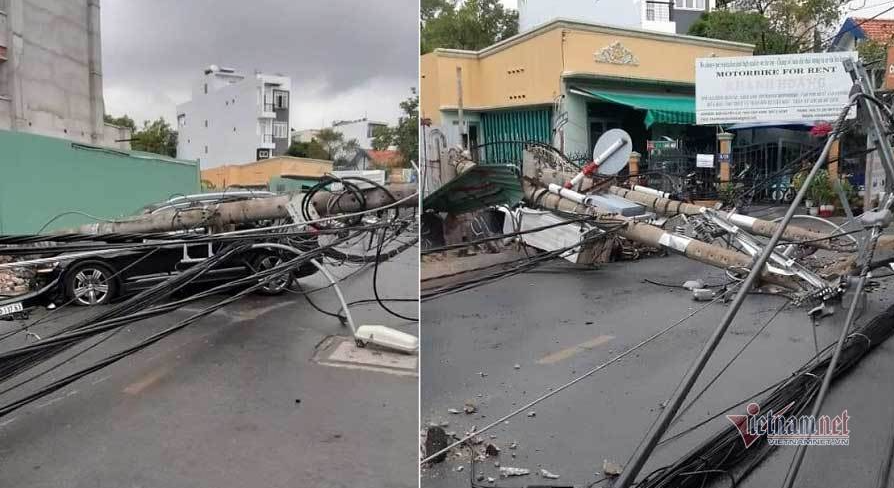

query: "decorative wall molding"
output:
594 41 639 66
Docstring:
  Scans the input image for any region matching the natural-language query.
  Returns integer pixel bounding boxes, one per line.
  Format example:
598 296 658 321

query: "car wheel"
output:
65 261 118 306
253 254 291 295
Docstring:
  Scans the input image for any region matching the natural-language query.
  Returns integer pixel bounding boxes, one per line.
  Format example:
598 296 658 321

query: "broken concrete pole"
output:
607 186 862 252
56 184 417 235
523 183 802 290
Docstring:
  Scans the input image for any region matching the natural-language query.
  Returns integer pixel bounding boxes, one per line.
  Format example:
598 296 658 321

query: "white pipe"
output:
547 183 587 205
631 185 671 199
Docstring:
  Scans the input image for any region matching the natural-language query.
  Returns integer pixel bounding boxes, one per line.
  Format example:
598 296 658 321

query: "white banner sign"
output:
696 154 714 168
695 52 858 125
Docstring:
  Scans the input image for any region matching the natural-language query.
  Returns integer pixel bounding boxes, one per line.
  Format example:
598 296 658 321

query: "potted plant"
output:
793 169 837 216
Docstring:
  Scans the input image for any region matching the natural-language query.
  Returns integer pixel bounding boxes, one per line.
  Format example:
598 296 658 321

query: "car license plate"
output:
0 302 23 317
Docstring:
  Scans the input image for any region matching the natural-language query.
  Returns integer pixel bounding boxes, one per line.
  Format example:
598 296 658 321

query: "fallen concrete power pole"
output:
522 183 803 290
607 186 865 251
57 184 417 235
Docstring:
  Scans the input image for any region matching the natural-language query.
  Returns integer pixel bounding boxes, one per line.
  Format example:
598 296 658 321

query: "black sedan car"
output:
45 239 319 307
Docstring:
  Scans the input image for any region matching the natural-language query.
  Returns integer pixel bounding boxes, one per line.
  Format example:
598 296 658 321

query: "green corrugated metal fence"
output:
0 130 200 234
481 108 552 165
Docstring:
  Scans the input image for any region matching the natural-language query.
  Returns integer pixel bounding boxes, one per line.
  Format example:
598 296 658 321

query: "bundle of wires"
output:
634 303 894 488
0 227 377 417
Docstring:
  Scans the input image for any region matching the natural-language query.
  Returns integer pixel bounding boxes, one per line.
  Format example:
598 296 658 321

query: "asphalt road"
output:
0 247 418 488
421 252 894 488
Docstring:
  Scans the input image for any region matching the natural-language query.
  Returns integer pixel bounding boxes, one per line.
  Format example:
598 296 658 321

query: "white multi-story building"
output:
176 65 291 168
0 0 130 148
331 118 388 149
518 0 714 35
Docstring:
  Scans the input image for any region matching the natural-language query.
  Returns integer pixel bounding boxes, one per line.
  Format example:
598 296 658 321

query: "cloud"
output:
100 0 418 129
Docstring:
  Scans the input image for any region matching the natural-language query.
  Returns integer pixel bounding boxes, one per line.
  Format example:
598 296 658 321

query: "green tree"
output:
314 128 346 160
421 0 518 54
688 0 844 54
393 89 419 167
103 113 136 130
371 125 396 150
286 140 328 159
132 118 178 158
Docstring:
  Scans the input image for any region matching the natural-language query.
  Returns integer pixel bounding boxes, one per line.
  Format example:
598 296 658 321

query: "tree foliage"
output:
371 125 395 151
421 0 518 54
369 89 419 167
688 0 845 54
104 114 177 157
132 118 178 158
286 140 328 159
394 89 419 166
103 114 136 130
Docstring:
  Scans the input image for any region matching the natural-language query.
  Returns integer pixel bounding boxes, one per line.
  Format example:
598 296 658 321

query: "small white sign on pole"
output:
695 52 858 125
696 154 714 168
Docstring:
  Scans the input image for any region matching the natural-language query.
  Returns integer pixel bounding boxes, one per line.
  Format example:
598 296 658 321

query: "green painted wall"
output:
0 130 200 234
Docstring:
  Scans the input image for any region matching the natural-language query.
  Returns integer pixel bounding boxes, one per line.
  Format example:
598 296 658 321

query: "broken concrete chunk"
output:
527 411 536 417
540 468 560 479
464 400 478 414
424 426 449 464
487 477 496 483
485 443 500 456
682 279 705 290
455 466 464 472
509 442 518 449
513 364 521 370
448 408 461 414
603 459 623 476
500 466 530 477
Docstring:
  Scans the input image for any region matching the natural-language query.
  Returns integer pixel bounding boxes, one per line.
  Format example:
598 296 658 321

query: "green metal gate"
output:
480 108 552 165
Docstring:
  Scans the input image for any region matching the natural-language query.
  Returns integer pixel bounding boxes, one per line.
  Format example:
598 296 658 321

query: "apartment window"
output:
204 119 209 128
204 145 208 154
273 90 289 109
368 123 387 138
177 114 186 128
674 0 704 9
273 122 288 139
204 83 208 94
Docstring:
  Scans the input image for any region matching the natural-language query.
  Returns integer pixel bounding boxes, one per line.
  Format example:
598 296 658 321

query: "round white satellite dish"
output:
594 129 632 176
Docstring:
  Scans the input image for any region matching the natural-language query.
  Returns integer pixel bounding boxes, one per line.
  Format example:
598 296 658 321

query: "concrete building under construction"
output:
0 0 130 148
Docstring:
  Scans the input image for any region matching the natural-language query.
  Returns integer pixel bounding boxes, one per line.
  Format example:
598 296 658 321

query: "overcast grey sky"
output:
101 0 418 130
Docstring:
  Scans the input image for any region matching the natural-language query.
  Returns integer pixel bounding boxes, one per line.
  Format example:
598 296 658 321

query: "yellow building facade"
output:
201 156 333 190
421 19 753 162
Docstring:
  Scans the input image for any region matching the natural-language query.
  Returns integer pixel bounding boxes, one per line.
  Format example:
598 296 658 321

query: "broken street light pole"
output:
57 184 418 235
607 186 875 252
522 183 802 290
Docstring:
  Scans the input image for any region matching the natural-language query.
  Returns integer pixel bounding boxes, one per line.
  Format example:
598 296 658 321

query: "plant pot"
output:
808 206 819 216
805 200 815 209
819 205 835 218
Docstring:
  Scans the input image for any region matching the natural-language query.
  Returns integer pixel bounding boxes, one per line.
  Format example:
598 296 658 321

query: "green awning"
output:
570 87 695 128
423 164 523 215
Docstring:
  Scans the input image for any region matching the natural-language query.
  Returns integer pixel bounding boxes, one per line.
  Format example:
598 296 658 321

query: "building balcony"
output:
259 134 275 149
643 0 677 34
0 9 8 62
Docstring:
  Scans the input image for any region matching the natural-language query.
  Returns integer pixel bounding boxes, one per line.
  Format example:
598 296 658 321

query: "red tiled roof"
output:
853 18 894 43
366 149 403 167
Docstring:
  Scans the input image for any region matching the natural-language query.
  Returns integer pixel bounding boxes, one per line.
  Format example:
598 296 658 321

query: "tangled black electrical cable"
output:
0 229 371 416
633 303 894 488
